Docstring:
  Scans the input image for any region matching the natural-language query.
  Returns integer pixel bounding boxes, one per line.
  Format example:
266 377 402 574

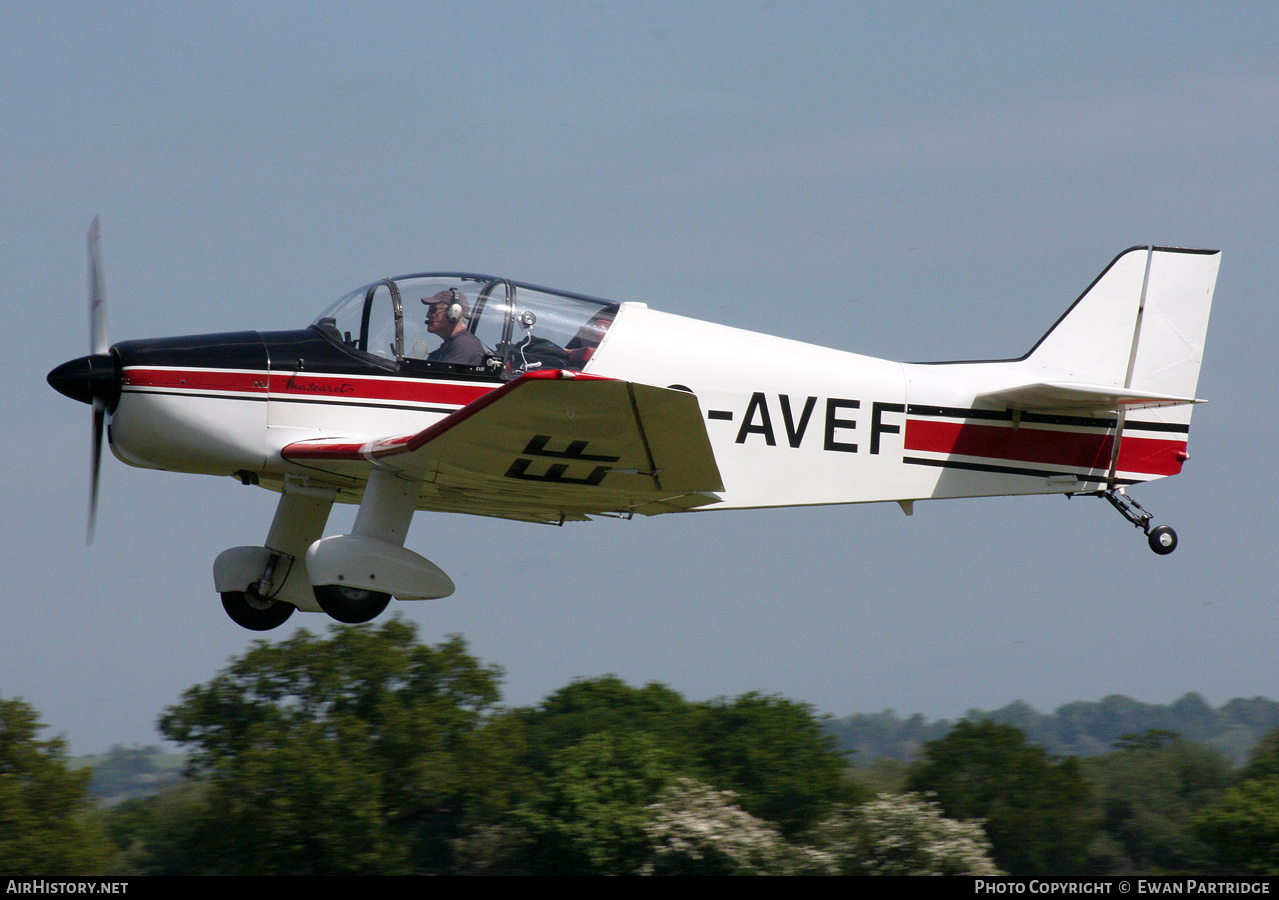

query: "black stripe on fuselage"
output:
903 455 1138 485
904 404 1189 433
115 327 503 384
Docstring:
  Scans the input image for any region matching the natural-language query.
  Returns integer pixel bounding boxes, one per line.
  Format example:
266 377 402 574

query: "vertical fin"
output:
1025 246 1220 429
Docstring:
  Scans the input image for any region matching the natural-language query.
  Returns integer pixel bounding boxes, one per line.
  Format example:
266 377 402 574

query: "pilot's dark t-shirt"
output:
428 330 484 365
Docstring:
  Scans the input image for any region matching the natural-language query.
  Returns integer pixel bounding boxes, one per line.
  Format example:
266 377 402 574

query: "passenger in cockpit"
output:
423 289 485 366
565 307 616 368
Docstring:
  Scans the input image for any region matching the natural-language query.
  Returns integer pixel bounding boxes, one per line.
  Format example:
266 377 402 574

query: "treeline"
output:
81 745 184 803
830 694 1279 765
4 618 1279 875
4 620 991 875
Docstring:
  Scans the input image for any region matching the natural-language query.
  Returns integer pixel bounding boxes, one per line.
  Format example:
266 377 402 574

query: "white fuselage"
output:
109 297 1188 516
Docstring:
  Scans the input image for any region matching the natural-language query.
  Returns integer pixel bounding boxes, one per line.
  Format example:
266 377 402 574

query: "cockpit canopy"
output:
313 273 618 379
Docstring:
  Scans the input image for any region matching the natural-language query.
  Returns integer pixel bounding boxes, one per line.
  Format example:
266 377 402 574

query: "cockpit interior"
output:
314 274 619 379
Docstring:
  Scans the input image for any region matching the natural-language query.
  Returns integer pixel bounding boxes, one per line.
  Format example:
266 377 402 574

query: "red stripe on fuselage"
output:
121 367 495 407
280 370 612 463
122 367 266 392
268 372 492 405
283 441 369 460
904 419 1185 477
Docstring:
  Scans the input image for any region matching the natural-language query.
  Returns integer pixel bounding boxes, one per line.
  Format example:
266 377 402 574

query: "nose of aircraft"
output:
47 352 120 409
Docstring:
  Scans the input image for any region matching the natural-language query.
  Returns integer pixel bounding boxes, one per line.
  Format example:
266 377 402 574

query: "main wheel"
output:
313 584 392 623
221 588 295 631
1148 525 1178 555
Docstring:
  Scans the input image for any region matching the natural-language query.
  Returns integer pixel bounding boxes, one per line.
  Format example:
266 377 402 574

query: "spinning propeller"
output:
87 217 107 543
47 217 120 544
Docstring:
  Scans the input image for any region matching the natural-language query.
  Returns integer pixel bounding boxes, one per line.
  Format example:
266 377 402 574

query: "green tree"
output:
449 676 700 873
1082 731 1231 874
0 696 114 873
138 631 858 874
1194 726 1279 875
508 676 701 772
1193 776 1279 875
508 678 857 838
907 720 1093 875
102 781 207 875
1239 726 1279 781
693 692 858 835
154 618 503 874
515 730 675 874
454 677 859 873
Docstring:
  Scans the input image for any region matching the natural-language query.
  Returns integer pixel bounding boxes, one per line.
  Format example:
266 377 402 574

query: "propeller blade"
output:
89 397 105 545
86 216 108 543
88 216 107 355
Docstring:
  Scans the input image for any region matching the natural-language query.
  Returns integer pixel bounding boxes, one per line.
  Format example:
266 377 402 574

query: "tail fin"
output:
978 247 1220 420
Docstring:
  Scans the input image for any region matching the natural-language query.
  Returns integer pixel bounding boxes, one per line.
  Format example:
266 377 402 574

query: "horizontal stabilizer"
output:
975 382 1202 413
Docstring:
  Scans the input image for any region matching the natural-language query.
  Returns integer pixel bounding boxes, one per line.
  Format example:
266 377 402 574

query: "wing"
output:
282 370 724 523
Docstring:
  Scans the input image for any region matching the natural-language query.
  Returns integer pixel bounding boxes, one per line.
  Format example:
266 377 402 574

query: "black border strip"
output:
905 403 1189 433
1115 419 1191 434
904 455 1138 485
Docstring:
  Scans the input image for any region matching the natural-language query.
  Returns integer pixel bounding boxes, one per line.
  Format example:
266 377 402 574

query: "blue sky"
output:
4 1 1277 753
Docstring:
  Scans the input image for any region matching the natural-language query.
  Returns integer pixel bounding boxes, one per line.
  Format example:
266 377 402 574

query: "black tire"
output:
1148 525 1178 555
313 584 392 623
221 589 295 631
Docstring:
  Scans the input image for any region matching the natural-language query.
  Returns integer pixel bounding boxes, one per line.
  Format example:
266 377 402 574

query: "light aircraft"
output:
49 220 1220 630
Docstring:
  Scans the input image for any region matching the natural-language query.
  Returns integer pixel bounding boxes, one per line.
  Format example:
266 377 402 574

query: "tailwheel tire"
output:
221 588 295 631
313 584 392 623
1148 525 1178 555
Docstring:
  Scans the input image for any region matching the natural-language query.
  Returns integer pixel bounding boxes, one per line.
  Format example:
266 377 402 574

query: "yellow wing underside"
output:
282 373 724 524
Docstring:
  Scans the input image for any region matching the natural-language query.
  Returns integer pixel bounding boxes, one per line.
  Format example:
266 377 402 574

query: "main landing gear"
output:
221 585 296 631
1070 487 1178 555
313 584 392 624
214 473 455 631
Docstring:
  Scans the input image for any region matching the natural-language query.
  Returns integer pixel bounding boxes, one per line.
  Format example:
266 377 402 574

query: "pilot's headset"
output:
424 288 467 322
444 288 465 322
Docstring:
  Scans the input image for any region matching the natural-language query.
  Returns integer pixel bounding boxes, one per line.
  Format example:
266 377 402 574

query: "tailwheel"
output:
221 587 295 631
313 584 392 623
1071 488 1179 555
1147 525 1178 555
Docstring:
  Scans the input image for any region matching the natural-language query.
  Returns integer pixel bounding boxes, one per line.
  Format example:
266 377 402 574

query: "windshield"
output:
314 273 618 378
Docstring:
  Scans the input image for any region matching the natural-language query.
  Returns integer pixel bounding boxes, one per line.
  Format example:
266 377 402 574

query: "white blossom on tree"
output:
810 792 1003 876
642 777 798 874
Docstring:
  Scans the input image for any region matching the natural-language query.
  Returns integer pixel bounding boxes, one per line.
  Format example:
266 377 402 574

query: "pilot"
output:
423 289 484 365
